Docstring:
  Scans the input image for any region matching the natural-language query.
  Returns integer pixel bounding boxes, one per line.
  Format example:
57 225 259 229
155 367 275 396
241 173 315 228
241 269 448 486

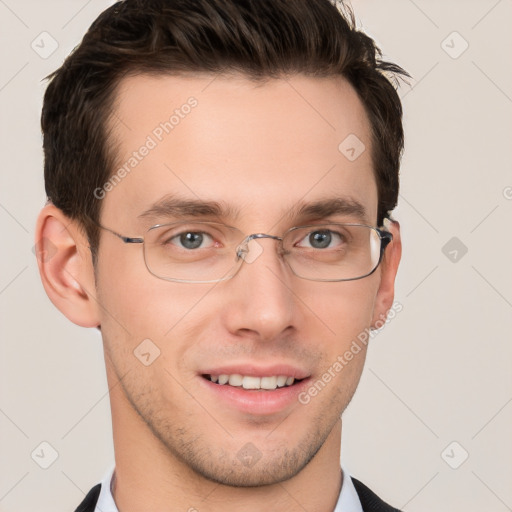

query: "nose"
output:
222 236 296 342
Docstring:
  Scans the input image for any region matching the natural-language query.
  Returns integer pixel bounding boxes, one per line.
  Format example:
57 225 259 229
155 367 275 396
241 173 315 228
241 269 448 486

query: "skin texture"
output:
36 73 401 512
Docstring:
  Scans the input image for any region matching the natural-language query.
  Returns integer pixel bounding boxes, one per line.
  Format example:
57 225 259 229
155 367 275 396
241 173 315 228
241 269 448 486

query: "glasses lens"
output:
142 222 385 283
282 224 383 281
143 222 243 283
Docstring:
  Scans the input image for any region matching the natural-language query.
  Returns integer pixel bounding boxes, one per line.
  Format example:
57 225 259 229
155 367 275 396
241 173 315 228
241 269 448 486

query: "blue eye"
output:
169 231 214 250
298 230 344 249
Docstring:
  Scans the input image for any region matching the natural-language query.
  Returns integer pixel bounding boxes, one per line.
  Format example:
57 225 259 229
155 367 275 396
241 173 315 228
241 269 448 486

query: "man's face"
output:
96 73 388 486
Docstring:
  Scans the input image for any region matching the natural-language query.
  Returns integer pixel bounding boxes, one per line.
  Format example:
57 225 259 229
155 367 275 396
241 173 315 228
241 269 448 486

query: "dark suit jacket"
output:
74 477 402 512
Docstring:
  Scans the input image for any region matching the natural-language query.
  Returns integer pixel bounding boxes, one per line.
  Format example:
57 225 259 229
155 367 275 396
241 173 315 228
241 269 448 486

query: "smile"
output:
203 374 302 390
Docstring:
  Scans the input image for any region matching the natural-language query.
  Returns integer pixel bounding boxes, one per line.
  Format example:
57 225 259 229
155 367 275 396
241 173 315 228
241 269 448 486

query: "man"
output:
35 0 407 510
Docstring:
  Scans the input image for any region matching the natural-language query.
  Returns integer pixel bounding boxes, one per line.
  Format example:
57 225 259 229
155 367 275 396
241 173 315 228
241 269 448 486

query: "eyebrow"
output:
138 194 368 224
138 195 239 222
289 196 368 223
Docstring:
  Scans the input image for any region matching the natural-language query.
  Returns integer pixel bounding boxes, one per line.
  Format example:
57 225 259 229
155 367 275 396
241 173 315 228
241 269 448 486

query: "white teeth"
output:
208 373 297 389
228 374 243 386
242 376 261 389
260 376 277 390
276 376 287 387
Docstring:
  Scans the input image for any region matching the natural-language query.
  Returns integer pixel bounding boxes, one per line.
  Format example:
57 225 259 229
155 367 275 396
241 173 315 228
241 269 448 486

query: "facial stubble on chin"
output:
115 367 355 489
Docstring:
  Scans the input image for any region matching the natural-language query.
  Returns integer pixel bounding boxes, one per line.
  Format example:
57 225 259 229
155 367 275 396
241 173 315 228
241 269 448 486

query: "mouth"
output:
198 364 311 414
201 373 305 390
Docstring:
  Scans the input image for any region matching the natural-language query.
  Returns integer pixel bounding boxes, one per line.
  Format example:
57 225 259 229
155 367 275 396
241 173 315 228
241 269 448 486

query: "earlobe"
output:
370 219 402 329
35 204 101 328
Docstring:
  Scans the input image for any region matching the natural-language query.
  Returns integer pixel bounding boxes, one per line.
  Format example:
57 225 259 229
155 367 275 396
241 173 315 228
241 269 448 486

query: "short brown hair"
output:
41 0 408 260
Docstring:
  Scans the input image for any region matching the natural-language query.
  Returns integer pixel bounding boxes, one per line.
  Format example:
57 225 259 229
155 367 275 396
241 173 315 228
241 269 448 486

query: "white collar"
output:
94 464 363 512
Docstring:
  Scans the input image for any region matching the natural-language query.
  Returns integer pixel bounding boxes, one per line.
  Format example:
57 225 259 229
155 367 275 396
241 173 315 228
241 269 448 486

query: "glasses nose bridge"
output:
236 232 283 260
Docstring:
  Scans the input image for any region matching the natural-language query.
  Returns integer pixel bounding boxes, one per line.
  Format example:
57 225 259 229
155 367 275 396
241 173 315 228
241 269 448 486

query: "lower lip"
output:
199 376 311 415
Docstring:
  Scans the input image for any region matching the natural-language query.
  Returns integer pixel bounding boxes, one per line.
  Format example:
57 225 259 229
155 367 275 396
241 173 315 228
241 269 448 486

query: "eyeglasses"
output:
98 220 392 284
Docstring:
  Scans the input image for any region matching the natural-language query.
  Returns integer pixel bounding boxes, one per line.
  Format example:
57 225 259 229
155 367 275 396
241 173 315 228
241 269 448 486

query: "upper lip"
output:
200 364 310 380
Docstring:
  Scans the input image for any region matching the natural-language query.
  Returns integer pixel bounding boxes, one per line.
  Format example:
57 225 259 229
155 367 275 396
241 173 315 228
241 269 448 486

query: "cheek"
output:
96 245 203 331
300 275 379 344
298 280 378 409
95 247 219 374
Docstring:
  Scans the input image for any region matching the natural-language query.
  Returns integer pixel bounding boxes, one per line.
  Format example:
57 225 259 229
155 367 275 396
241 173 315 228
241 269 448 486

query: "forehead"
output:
104 73 377 228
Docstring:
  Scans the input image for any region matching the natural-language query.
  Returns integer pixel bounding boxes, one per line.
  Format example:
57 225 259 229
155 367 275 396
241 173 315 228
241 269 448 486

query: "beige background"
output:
1 0 511 510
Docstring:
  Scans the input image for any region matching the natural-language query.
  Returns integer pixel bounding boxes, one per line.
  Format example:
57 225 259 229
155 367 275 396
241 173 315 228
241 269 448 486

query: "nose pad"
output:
236 233 282 265
239 238 265 264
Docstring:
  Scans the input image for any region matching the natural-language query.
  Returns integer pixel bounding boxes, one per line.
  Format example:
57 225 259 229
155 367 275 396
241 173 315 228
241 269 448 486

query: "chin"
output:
186 450 309 488
158 427 327 488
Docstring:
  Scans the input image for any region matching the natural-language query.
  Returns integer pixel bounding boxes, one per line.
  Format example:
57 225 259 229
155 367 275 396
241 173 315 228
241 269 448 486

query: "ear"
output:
34 204 101 328
370 218 402 329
